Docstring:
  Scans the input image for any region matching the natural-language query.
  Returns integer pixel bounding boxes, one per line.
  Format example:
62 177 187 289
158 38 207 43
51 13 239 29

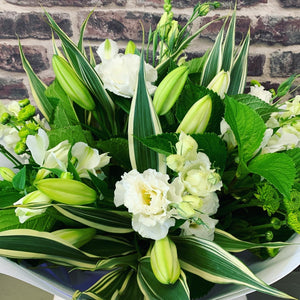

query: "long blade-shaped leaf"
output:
227 29 250 95
222 12 236 71
174 236 295 299
53 204 133 234
200 24 224 87
128 51 165 173
18 40 54 121
0 229 98 269
78 11 94 55
44 11 116 135
137 257 190 300
214 229 294 252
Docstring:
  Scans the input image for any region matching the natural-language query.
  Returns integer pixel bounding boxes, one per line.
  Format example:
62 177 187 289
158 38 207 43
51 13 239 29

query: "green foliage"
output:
12 166 26 191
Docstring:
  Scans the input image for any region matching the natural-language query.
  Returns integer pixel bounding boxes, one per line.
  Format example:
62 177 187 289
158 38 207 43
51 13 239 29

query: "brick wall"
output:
0 0 299 102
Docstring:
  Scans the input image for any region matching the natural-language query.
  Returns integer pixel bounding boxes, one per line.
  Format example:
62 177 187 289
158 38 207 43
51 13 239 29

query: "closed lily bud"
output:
51 228 96 248
207 70 230 99
176 95 212 134
167 20 179 42
125 40 136 55
0 167 15 182
150 236 181 284
52 55 95 111
35 178 97 205
153 66 189 115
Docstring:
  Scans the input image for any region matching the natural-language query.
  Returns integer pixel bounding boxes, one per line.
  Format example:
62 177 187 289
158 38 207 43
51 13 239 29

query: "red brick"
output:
279 0 300 7
270 51 300 77
248 54 266 76
0 77 29 100
5 0 127 6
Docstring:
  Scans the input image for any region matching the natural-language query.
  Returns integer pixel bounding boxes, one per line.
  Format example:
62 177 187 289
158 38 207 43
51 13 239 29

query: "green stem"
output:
0 145 22 166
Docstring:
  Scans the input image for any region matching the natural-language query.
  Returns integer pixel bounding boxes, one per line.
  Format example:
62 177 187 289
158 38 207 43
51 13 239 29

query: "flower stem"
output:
0 144 22 166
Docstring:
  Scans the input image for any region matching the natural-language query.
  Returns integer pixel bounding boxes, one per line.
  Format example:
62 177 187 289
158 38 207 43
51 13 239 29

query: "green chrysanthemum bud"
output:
0 167 15 182
14 140 27 155
125 40 136 55
198 3 210 16
153 66 189 115
18 127 30 139
176 95 212 134
150 236 181 284
35 178 97 205
18 104 36 121
52 55 95 111
0 112 11 125
207 70 230 99
19 98 30 108
51 228 96 248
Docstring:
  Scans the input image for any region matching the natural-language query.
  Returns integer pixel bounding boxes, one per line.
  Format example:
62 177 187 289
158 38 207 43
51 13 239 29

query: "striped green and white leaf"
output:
78 11 94 56
227 29 250 95
96 253 138 270
53 204 133 234
173 236 295 299
18 40 53 121
0 229 99 269
44 11 116 135
137 257 190 300
214 229 294 252
128 51 165 173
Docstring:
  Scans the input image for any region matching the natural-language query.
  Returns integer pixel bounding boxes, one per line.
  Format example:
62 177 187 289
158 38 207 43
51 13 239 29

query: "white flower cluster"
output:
249 84 273 104
95 39 157 98
114 133 222 241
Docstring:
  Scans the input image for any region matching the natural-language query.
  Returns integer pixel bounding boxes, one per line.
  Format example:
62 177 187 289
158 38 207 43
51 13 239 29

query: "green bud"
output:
156 12 171 39
51 228 96 248
182 195 203 210
271 217 282 230
177 202 196 219
18 105 36 121
153 66 189 115
176 95 212 134
35 178 97 205
265 231 273 241
60 172 74 180
19 98 30 108
166 154 185 172
18 127 30 139
150 236 181 284
26 121 39 131
14 141 27 155
207 70 230 99
198 3 210 16
0 167 15 182
167 20 179 43
52 55 95 111
213 2 221 8
250 79 261 87
125 40 136 55
0 112 11 125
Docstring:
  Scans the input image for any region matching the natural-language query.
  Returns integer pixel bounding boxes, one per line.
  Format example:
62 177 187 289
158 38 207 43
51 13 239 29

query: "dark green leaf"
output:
12 166 26 190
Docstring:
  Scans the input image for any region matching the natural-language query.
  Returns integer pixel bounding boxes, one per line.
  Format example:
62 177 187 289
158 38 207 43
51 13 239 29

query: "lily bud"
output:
150 236 181 284
167 20 179 42
125 40 136 55
153 66 189 115
0 167 15 182
156 12 172 39
35 178 97 205
176 95 212 134
52 55 95 111
207 70 230 99
51 228 96 248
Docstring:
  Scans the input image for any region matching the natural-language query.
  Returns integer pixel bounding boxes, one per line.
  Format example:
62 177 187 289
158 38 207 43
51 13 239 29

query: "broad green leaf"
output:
0 229 98 269
200 25 224 87
222 12 236 72
128 51 165 173
174 236 295 299
233 94 279 122
227 29 250 95
248 153 296 199
53 204 133 234
12 166 26 190
137 257 190 300
18 40 53 121
214 229 293 252
224 96 265 163
286 148 300 180
0 190 21 208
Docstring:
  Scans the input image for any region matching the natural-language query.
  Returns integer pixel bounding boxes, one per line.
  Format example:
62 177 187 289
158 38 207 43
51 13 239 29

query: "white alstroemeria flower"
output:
96 39 119 61
71 142 110 178
14 190 51 223
180 152 222 197
180 214 218 241
114 169 184 240
95 41 157 98
249 84 272 104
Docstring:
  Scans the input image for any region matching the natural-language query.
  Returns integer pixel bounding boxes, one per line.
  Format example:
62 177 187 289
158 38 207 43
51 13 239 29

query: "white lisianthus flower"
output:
180 152 222 197
180 214 218 241
176 132 198 161
114 169 184 240
249 84 272 104
71 142 110 178
220 119 237 150
14 190 51 223
96 39 119 61
199 192 220 216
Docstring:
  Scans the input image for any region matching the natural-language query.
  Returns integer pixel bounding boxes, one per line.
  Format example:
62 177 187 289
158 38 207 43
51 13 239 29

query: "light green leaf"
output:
214 229 293 253
53 204 133 234
137 257 190 300
225 96 266 163
286 148 300 180
174 236 295 299
248 153 296 199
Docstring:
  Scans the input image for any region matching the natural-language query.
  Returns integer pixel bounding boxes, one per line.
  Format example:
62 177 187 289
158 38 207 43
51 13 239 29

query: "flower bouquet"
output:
0 1 299 299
